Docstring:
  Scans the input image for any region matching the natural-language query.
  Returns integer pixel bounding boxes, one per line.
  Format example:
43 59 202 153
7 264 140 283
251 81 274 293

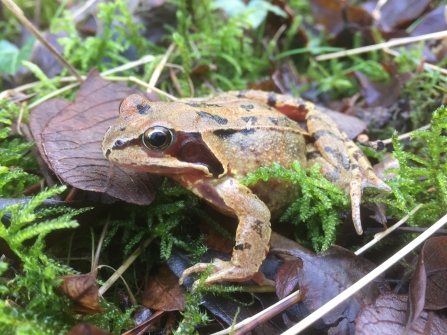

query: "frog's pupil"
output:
148 131 166 147
143 126 172 151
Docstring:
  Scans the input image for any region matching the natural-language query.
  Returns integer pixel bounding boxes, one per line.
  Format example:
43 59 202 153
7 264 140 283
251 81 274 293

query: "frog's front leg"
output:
306 110 392 234
176 176 273 288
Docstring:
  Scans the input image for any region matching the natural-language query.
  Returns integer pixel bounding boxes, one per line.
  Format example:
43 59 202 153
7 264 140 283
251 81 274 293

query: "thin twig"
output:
315 30 447 61
280 212 447 335
1 0 83 83
355 204 423 255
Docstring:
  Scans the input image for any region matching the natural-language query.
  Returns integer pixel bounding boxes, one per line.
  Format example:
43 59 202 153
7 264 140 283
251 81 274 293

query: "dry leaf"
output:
30 69 162 205
142 266 186 311
57 273 104 314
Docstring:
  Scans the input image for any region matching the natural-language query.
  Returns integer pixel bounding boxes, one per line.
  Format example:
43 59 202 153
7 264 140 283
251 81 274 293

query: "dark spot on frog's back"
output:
137 104 150 115
185 102 201 107
267 92 277 106
240 104 254 111
241 116 257 124
268 117 278 125
196 111 228 125
237 90 247 98
214 128 256 139
120 127 126 131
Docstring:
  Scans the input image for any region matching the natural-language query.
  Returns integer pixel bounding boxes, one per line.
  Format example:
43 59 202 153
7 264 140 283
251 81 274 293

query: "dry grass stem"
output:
148 43 176 90
98 236 154 297
315 30 447 61
129 76 178 101
383 47 447 75
27 82 80 109
1 0 84 83
97 264 137 306
211 290 302 335
355 204 423 255
100 54 156 76
381 124 431 145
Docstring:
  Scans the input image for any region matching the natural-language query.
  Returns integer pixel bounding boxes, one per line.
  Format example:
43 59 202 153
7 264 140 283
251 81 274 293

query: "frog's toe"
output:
178 262 212 285
179 258 258 287
350 169 392 235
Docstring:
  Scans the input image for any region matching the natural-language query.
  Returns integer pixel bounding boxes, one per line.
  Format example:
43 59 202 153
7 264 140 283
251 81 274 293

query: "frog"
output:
102 90 391 287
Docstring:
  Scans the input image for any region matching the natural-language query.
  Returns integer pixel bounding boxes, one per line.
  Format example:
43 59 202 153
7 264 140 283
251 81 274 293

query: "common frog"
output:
102 91 391 287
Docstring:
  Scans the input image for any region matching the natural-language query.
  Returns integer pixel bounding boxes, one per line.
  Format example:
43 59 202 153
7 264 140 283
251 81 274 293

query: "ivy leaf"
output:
0 38 35 75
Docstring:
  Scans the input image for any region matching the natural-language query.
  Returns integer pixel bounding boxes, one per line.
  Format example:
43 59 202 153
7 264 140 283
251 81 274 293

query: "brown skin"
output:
102 91 391 287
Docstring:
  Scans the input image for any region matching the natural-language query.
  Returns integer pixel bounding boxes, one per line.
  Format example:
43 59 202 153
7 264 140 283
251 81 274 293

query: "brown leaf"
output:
57 273 104 314
142 265 186 311
317 106 367 139
416 236 447 310
405 254 427 333
355 293 447 335
30 69 162 205
376 0 432 32
275 244 384 332
275 259 302 299
411 5 447 37
309 0 372 37
354 70 402 108
67 323 113 335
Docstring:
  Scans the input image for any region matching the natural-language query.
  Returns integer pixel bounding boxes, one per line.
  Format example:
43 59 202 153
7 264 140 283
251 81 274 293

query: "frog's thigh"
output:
179 178 272 286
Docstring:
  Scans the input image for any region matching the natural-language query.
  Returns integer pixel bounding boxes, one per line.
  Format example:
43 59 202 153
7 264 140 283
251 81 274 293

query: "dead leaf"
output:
67 323 112 335
411 5 447 37
355 293 447 335
405 253 427 333
142 265 186 311
272 244 385 333
354 71 401 108
376 0 432 32
309 0 372 37
57 273 104 314
30 69 162 205
275 259 302 299
406 236 447 328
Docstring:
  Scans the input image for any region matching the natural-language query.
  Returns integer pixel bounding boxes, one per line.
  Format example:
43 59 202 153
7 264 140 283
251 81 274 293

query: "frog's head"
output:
102 94 224 177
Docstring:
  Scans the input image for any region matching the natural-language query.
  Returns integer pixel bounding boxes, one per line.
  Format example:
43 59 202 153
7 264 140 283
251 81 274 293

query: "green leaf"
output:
0 38 35 75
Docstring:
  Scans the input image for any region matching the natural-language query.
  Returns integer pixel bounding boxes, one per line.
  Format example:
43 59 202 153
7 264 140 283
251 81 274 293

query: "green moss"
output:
241 161 348 251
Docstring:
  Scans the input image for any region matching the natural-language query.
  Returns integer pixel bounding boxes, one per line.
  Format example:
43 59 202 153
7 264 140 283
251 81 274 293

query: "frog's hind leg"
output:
306 110 392 235
177 177 274 289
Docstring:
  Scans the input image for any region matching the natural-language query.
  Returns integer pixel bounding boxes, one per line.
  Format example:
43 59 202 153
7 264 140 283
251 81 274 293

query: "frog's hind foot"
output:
178 259 273 291
306 108 392 235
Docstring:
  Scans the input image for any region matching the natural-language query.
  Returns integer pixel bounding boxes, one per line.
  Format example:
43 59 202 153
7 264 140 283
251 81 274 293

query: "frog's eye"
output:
143 126 173 151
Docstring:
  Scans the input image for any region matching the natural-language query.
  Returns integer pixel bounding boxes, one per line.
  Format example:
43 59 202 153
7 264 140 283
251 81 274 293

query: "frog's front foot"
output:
179 258 274 290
